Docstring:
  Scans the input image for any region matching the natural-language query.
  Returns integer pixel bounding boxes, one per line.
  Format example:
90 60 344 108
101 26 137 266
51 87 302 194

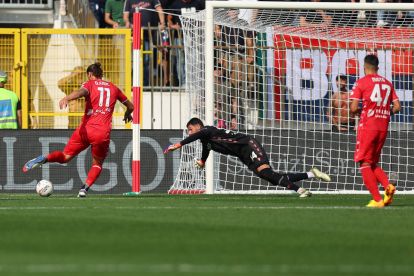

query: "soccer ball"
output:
36 180 53 197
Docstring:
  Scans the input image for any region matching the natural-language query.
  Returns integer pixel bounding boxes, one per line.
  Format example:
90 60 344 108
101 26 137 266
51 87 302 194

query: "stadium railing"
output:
0 0 53 9
0 28 21 100
21 28 131 129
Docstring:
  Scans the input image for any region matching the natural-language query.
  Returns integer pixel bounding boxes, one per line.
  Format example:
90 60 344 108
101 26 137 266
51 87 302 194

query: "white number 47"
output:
370 84 391 107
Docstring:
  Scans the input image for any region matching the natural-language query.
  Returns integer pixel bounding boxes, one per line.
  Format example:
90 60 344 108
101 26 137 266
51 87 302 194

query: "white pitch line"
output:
0 205 412 211
0 263 413 274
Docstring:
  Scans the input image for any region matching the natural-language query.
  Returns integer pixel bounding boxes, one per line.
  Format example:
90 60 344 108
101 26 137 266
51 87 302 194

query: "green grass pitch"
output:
0 194 414 276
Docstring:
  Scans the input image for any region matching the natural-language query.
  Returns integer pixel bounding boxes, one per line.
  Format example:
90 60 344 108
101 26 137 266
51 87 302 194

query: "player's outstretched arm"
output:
59 88 88 109
163 143 182 154
164 127 212 154
122 99 134 123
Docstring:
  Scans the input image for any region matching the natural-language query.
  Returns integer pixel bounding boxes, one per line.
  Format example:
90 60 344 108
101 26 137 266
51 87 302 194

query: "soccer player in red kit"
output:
23 63 134 197
350 55 401 208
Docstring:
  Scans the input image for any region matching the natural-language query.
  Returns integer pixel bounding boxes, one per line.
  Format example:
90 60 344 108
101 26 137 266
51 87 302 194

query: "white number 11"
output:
98 87 111 107
370 84 391 107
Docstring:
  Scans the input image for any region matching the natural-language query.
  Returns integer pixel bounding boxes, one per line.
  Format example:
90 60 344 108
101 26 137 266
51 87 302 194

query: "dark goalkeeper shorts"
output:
239 138 270 171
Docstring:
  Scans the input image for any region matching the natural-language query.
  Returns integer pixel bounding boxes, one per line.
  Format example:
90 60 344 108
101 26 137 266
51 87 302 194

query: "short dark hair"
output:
86 62 103 78
336 75 347 82
186 117 204 128
364 54 379 68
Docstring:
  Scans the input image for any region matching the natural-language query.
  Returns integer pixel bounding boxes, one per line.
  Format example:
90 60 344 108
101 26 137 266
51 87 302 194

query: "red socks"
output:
372 166 390 189
360 166 382 202
85 165 102 187
46 151 67 163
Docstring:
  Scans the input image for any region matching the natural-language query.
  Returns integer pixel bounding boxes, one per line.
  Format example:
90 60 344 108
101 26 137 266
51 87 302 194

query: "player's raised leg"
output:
23 151 73 172
284 168 331 183
23 155 47 172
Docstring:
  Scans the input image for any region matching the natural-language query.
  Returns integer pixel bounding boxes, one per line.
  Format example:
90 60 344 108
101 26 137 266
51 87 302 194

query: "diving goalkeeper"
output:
164 118 331 197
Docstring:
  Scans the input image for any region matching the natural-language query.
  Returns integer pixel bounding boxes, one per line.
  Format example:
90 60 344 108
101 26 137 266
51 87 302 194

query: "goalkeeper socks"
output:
360 166 382 202
85 164 102 187
46 151 67 164
372 166 390 189
285 173 309 182
258 168 299 191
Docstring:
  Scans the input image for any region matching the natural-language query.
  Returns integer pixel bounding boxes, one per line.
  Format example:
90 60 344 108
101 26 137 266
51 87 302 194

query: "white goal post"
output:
170 1 414 195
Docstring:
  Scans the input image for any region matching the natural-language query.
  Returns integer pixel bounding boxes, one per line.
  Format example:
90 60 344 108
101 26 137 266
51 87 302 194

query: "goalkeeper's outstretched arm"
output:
164 127 211 154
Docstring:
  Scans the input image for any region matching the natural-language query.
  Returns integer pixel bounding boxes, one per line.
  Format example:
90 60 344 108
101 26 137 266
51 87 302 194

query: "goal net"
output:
170 2 414 194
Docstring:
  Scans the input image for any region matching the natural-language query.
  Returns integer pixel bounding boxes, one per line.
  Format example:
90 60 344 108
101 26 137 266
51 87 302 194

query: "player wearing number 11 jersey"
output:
23 63 134 197
350 55 401 208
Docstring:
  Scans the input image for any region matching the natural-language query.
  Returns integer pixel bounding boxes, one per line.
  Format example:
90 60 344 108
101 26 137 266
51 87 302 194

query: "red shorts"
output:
354 129 388 164
64 126 110 160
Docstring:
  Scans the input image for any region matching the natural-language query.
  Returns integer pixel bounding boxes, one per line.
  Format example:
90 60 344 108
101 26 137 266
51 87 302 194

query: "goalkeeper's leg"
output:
253 164 311 197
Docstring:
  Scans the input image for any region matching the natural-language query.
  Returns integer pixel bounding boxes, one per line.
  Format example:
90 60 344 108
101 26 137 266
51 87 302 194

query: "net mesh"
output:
171 7 414 194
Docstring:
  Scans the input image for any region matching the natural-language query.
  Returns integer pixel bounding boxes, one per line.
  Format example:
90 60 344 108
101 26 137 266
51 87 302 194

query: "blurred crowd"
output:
79 0 414 89
81 0 414 130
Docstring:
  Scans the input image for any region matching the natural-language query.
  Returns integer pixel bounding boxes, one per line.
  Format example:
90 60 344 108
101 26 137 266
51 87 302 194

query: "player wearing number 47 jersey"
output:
164 118 331 197
23 63 134 197
350 54 401 208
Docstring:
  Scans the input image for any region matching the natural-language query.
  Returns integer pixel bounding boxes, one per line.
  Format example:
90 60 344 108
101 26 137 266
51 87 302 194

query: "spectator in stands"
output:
60 0 67 16
298 0 332 28
167 0 205 86
89 0 107 28
0 71 22 129
214 9 254 127
376 0 412 27
57 66 85 129
124 0 167 86
105 0 125 28
326 75 355 132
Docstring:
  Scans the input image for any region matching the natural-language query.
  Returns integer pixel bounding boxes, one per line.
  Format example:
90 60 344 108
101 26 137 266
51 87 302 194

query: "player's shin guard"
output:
257 168 299 191
46 151 67 163
372 165 390 189
85 165 102 187
360 166 382 202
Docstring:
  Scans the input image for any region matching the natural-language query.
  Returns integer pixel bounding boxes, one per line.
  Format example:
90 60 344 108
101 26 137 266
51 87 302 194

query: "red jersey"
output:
80 79 128 130
350 74 398 131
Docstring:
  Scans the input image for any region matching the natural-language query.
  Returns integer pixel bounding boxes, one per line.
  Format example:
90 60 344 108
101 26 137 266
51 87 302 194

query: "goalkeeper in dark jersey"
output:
164 118 331 197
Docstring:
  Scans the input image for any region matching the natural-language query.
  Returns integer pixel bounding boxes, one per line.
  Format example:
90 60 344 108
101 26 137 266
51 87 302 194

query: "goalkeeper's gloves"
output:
194 159 205 169
163 143 182 154
123 111 133 123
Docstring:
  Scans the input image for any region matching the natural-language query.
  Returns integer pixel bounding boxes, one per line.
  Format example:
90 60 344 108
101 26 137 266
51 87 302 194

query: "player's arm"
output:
122 99 134 123
194 144 210 169
391 99 401 115
59 88 88 110
349 99 360 117
390 85 401 115
349 81 362 117
164 127 212 154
